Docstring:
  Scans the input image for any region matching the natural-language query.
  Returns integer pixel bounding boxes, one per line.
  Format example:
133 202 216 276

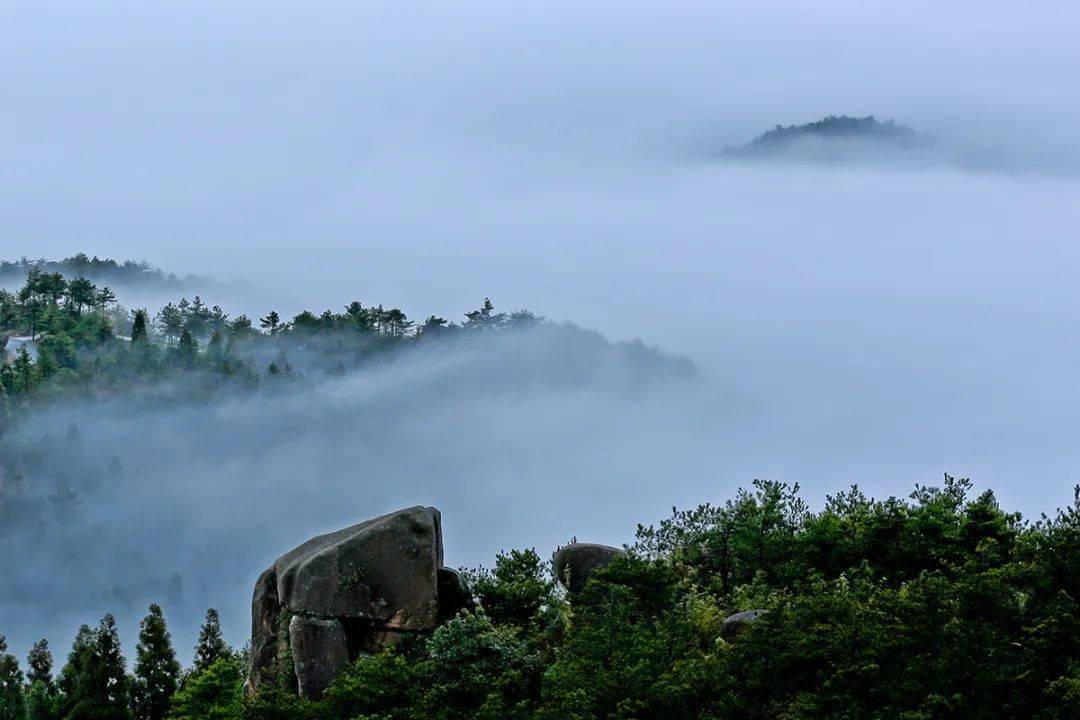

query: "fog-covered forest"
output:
1 261 1077 720
5 1 1080 718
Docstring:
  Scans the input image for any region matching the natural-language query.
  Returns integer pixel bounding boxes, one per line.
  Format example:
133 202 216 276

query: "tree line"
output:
0 261 541 406
1 477 1077 720
0 607 235 720
0 255 187 291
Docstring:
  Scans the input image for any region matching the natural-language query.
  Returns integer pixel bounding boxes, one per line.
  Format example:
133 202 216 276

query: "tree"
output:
193 609 230 674
27 638 53 685
25 639 57 720
10 346 36 393
165 656 242 720
463 298 507 331
56 625 94 717
259 311 281 336
0 635 26 720
468 548 560 633
66 277 97 316
131 604 181 720
131 310 149 343
418 315 450 339
94 287 116 312
381 308 412 337
61 615 132 720
155 304 183 345
176 330 198 368
228 315 253 337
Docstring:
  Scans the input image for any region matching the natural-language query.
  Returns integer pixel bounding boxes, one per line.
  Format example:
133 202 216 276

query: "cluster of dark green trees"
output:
0 255 188 290
3 477 1077 720
0 258 541 408
0 608 234 720
727 115 920 158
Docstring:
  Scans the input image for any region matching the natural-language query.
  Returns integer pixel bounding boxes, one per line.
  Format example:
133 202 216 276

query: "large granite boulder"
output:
289 616 350 698
720 609 765 638
552 542 626 594
247 506 471 698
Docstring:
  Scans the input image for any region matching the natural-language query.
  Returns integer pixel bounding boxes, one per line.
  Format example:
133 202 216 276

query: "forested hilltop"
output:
0 255 201 292
0 478 1077 720
726 115 923 160
0 257 689 415
0 258 1077 720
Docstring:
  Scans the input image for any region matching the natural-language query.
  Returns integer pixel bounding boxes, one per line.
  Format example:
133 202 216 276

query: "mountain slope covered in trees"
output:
0 477 1077 720
0 257 1076 720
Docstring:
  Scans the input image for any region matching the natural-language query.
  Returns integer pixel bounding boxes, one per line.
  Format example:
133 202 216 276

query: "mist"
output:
3 0 1080 664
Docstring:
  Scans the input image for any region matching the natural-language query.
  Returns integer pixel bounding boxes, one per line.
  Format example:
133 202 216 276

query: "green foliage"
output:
468 549 563 634
132 604 182 720
61 614 132 720
25 639 58 720
167 656 244 720
193 609 231 675
4 478 1076 720
0 636 26 720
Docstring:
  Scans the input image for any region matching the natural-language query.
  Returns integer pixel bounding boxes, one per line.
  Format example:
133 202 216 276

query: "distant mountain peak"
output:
726 115 923 160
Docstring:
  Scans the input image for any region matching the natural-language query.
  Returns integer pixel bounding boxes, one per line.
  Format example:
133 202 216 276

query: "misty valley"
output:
0 256 1077 720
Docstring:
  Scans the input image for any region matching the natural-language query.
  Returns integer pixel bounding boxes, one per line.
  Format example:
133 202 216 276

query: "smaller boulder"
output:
289 616 349 699
552 543 626 594
721 609 764 638
437 568 475 622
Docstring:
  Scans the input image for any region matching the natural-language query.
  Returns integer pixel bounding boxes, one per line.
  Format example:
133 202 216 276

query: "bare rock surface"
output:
721 609 765 638
552 542 626 594
248 506 467 699
289 616 350 698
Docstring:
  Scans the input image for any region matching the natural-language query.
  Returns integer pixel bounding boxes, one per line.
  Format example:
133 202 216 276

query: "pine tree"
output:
131 604 181 720
25 638 56 720
61 615 132 720
192 609 230 674
57 625 94 716
176 330 198 368
130 309 149 343
259 311 281 336
27 639 53 685
0 635 26 720
25 641 56 720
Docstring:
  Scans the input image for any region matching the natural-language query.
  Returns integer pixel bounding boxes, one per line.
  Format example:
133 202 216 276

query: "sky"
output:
3 0 1080 660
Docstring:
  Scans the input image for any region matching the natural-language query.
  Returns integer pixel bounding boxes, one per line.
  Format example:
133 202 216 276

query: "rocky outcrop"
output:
552 542 626 594
720 609 765 638
247 506 471 699
288 616 350 698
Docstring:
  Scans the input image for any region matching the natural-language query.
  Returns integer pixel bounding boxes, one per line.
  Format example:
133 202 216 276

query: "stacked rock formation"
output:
247 506 471 698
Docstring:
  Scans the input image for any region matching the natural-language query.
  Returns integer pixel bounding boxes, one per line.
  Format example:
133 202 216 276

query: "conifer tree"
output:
57 625 93 716
259 311 281 335
130 309 149 343
27 639 53 685
61 615 132 720
176 330 198 368
131 604 180 720
25 640 56 720
192 609 230 674
0 635 26 720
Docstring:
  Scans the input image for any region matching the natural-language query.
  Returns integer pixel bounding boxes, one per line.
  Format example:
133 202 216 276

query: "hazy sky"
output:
4 0 1080 659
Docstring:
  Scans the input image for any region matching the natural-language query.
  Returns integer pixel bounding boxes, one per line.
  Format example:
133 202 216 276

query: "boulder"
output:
437 567 476 622
246 565 281 694
248 506 470 699
289 616 350 698
552 542 626 594
721 609 764 638
275 505 443 628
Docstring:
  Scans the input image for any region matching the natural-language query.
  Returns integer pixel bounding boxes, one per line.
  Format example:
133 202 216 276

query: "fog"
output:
3 0 1080 662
